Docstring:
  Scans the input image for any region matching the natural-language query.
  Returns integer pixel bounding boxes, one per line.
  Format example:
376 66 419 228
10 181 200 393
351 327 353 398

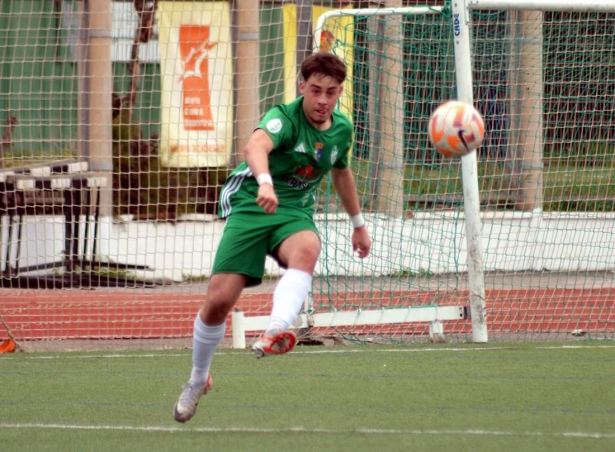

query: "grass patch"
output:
2 342 614 452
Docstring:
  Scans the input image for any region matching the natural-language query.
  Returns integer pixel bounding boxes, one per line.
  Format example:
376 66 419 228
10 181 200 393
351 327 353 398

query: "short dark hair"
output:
300 52 347 85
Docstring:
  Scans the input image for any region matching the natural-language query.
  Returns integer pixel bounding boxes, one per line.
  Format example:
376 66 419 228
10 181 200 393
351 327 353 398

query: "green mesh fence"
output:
1 2 614 346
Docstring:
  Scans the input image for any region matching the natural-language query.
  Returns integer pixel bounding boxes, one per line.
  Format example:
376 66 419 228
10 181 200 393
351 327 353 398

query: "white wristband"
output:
350 213 365 229
256 173 273 186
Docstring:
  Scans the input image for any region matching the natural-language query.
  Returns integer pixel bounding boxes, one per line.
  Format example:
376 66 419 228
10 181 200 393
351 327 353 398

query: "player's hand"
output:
256 183 278 214
352 226 371 258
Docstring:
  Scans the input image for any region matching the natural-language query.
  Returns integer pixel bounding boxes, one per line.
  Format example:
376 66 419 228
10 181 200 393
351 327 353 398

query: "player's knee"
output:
203 302 232 325
305 240 322 262
203 275 245 322
290 239 321 268
202 294 236 324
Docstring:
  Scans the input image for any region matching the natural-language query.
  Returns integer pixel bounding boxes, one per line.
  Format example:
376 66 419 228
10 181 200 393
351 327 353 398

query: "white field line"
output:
0 423 614 438
1 344 615 361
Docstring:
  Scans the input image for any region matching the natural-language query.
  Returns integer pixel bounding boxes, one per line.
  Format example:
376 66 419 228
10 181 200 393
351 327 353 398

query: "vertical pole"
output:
378 0 404 218
76 0 90 164
451 0 488 342
516 10 543 211
234 0 261 165
87 0 113 216
231 310 246 349
296 0 313 97
367 12 385 211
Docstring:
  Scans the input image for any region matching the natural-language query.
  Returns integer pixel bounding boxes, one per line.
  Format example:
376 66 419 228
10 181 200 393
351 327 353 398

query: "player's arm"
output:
331 167 371 258
244 128 278 214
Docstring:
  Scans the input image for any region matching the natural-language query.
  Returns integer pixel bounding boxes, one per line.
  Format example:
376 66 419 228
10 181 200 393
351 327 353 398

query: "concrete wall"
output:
3 211 614 282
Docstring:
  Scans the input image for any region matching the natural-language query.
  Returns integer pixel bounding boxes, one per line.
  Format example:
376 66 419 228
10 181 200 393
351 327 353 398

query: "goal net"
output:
305 1 615 343
1 1 614 349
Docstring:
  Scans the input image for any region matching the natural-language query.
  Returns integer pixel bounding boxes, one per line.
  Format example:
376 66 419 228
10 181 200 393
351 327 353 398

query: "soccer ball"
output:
428 101 485 157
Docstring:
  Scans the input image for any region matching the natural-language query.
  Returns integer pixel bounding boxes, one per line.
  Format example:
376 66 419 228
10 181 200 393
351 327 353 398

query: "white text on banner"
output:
158 2 233 167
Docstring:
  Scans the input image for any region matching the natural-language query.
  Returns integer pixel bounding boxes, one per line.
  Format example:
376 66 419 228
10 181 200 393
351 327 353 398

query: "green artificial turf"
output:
1 342 614 452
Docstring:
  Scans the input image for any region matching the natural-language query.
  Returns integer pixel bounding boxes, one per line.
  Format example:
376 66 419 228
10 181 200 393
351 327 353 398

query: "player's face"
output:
299 74 343 129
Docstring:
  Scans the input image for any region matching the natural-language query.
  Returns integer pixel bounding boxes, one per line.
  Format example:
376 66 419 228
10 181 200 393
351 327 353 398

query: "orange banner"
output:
179 25 216 131
158 2 233 167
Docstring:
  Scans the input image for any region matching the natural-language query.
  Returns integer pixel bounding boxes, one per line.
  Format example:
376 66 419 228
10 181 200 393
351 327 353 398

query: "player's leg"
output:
268 229 320 332
174 273 247 423
174 214 269 422
252 225 321 357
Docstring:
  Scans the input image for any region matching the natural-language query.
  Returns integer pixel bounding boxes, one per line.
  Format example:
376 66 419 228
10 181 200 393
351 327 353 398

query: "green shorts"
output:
212 212 319 287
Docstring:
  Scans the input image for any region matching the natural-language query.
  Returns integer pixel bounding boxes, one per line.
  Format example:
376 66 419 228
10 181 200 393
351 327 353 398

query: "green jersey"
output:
218 96 353 219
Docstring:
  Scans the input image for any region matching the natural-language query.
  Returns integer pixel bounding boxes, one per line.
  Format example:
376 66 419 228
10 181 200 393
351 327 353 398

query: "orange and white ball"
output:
428 101 485 157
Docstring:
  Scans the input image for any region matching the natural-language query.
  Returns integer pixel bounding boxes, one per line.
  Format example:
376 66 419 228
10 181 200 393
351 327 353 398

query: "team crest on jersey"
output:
331 146 339 164
315 142 324 161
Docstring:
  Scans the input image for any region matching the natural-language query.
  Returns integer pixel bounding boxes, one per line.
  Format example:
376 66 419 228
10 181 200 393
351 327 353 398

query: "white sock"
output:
266 268 312 334
189 315 225 387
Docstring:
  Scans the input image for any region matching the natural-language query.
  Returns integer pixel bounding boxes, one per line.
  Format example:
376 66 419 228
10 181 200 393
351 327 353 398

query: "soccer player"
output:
173 52 371 423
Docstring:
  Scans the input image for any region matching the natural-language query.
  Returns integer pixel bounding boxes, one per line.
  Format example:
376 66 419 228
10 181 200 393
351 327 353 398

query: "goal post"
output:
315 3 488 343
450 1 488 342
466 0 615 12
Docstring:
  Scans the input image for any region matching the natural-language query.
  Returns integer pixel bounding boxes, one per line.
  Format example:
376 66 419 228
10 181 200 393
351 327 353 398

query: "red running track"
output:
1 288 613 340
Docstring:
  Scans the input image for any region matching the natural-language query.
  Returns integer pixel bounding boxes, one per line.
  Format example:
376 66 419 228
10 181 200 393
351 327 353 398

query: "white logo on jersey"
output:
266 119 282 134
301 192 311 206
331 146 339 164
294 143 307 154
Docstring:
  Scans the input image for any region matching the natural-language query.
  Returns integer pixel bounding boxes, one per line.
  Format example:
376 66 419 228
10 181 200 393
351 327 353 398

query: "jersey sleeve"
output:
333 124 353 169
256 106 295 150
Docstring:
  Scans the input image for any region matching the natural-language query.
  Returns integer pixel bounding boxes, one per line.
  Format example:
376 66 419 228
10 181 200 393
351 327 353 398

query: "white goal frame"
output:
231 0 615 349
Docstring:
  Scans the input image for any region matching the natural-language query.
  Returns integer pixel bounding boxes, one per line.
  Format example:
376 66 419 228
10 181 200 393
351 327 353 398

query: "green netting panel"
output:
113 62 161 141
471 9 615 212
311 4 615 343
0 1 78 159
541 11 615 212
0 1 165 164
259 3 286 115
